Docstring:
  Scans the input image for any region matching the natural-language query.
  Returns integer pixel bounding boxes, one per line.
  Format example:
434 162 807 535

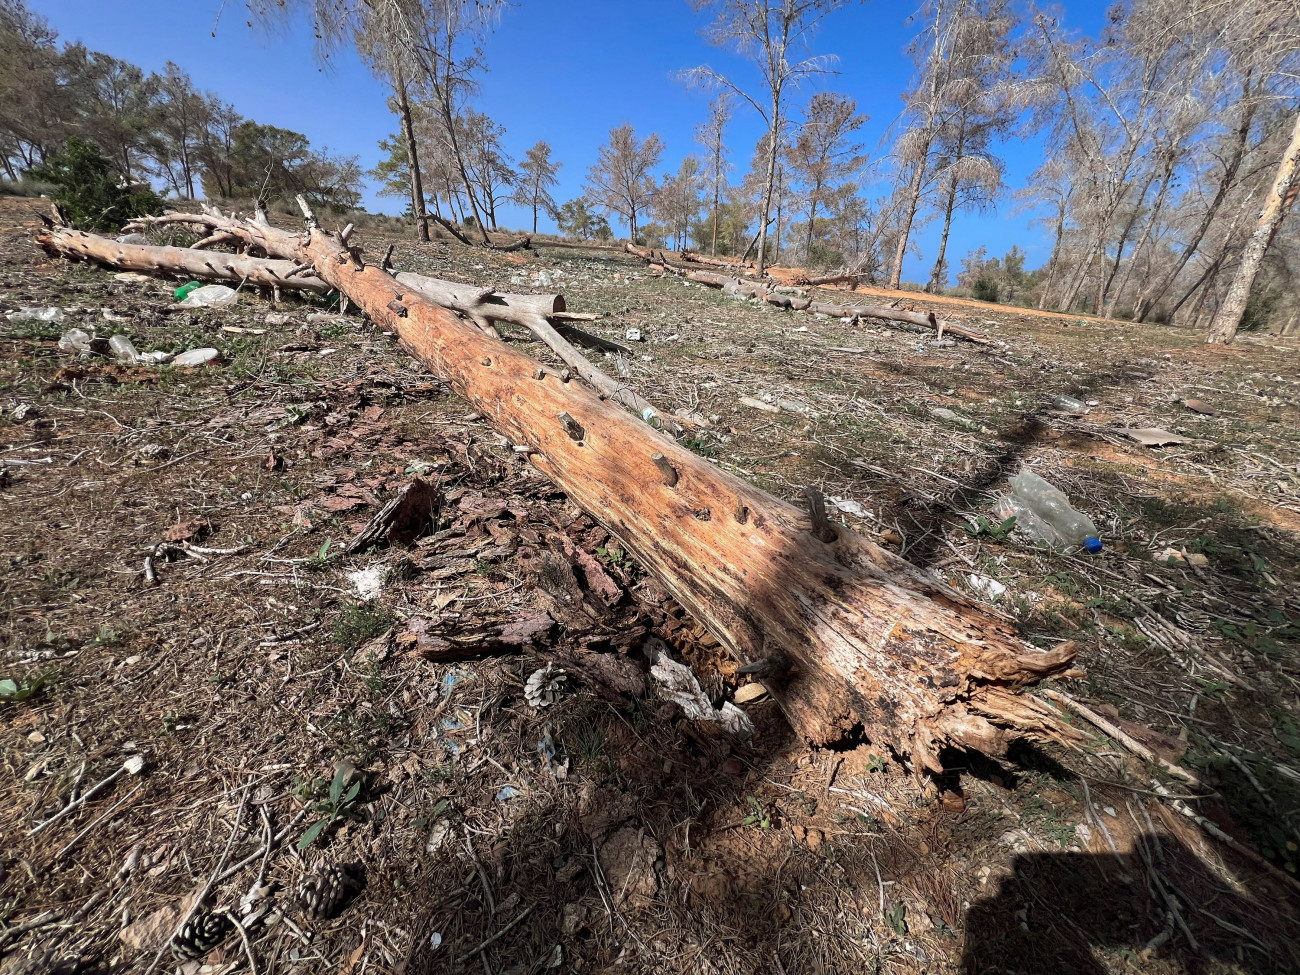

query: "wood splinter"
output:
557 412 585 442
651 452 679 487
804 486 838 543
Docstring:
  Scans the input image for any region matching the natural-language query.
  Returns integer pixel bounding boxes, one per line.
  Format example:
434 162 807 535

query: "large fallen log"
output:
632 243 992 345
37 225 331 294
43 202 1076 772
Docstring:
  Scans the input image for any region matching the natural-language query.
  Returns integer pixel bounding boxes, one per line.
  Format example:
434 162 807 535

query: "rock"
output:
171 348 220 368
598 827 661 909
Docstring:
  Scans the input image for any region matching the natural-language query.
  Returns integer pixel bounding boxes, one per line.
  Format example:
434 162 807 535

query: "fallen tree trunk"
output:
680 249 756 271
36 225 331 294
45 202 1076 771
631 243 991 345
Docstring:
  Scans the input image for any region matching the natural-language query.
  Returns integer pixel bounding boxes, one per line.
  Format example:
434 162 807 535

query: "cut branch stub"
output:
557 412 586 442
651 453 679 487
804 487 838 543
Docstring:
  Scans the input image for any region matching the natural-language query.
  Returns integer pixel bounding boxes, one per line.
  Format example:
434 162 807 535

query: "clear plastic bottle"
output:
108 334 139 363
996 471 1102 553
1051 394 1087 414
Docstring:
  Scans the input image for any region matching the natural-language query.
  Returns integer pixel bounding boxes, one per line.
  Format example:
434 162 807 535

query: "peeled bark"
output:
39 203 1078 771
36 225 331 294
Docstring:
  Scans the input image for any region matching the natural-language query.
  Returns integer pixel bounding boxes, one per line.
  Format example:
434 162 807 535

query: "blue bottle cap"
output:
1082 537 1102 554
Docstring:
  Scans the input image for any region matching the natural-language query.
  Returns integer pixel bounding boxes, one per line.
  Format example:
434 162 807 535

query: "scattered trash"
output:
347 566 386 601
829 496 869 519
495 785 520 802
11 403 38 423
108 334 139 363
625 328 643 342
968 574 1008 601
1182 398 1216 416
138 351 174 365
114 271 154 284
524 663 570 708
265 311 292 326
179 284 237 308
739 396 780 413
6 306 64 323
649 645 754 739
932 406 975 429
170 347 220 368
1051 394 1087 414
995 470 1102 553
734 682 767 704
173 281 202 302
1121 428 1190 447
1157 546 1209 567
57 328 93 353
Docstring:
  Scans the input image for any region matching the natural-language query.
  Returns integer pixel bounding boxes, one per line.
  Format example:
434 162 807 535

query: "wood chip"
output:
1121 428 1190 447
734 683 768 704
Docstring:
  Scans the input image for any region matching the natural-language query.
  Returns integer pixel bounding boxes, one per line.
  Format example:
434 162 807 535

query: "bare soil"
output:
2 194 1299 975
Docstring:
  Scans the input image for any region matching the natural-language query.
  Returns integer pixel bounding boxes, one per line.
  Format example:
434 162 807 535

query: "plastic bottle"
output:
1051 394 1087 413
174 281 202 302
996 471 1102 553
108 334 139 363
58 328 93 353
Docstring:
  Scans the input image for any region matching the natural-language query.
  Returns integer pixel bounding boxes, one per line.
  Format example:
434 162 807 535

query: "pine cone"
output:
295 863 362 920
524 663 570 708
171 910 232 960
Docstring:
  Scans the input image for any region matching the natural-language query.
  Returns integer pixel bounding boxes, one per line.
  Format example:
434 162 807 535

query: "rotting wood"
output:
40 200 1078 772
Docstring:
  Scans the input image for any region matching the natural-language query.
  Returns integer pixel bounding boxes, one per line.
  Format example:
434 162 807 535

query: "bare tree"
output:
685 0 858 277
923 0 1015 292
513 140 561 233
248 0 507 244
152 62 210 199
654 155 705 250
584 124 663 242
785 91 867 264
1014 158 1073 309
695 94 734 256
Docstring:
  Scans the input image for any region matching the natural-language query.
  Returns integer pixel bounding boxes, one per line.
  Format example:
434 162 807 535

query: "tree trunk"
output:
1138 79 1257 323
1206 109 1300 345
756 93 781 278
37 225 330 294
395 70 430 244
1106 162 1173 319
928 170 959 294
41 203 1081 770
1037 201 1068 310
890 160 926 290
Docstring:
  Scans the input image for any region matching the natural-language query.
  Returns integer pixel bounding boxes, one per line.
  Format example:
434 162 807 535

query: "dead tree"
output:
37 200 1076 773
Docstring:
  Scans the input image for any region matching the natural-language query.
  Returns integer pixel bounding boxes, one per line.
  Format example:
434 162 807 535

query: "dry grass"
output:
1 194 1298 974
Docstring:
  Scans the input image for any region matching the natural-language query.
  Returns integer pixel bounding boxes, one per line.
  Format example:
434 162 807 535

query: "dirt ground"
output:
2 193 1299 975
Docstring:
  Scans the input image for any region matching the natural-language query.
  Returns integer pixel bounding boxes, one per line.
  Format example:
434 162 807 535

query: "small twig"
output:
1041 689 1200 786
453 905 535 965
223 911 260 975
57 782 143 858
29 760 130 835
145 784 250 975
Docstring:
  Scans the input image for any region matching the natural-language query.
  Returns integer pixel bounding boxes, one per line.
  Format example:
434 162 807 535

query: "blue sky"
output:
33 0 1106 284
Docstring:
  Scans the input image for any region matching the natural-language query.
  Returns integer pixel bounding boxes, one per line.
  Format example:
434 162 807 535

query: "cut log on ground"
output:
628 243 992 345
36 225 332 295
42 201 1076 773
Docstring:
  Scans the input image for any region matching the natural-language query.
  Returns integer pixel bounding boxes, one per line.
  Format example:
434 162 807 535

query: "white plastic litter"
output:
7 307 64 323
180 284 238 307
347 566 386 601
171 348 219 367
649 646 754 739
968 574 1008 601
138 351 174 365
829 496 869 519
58 328 93 353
